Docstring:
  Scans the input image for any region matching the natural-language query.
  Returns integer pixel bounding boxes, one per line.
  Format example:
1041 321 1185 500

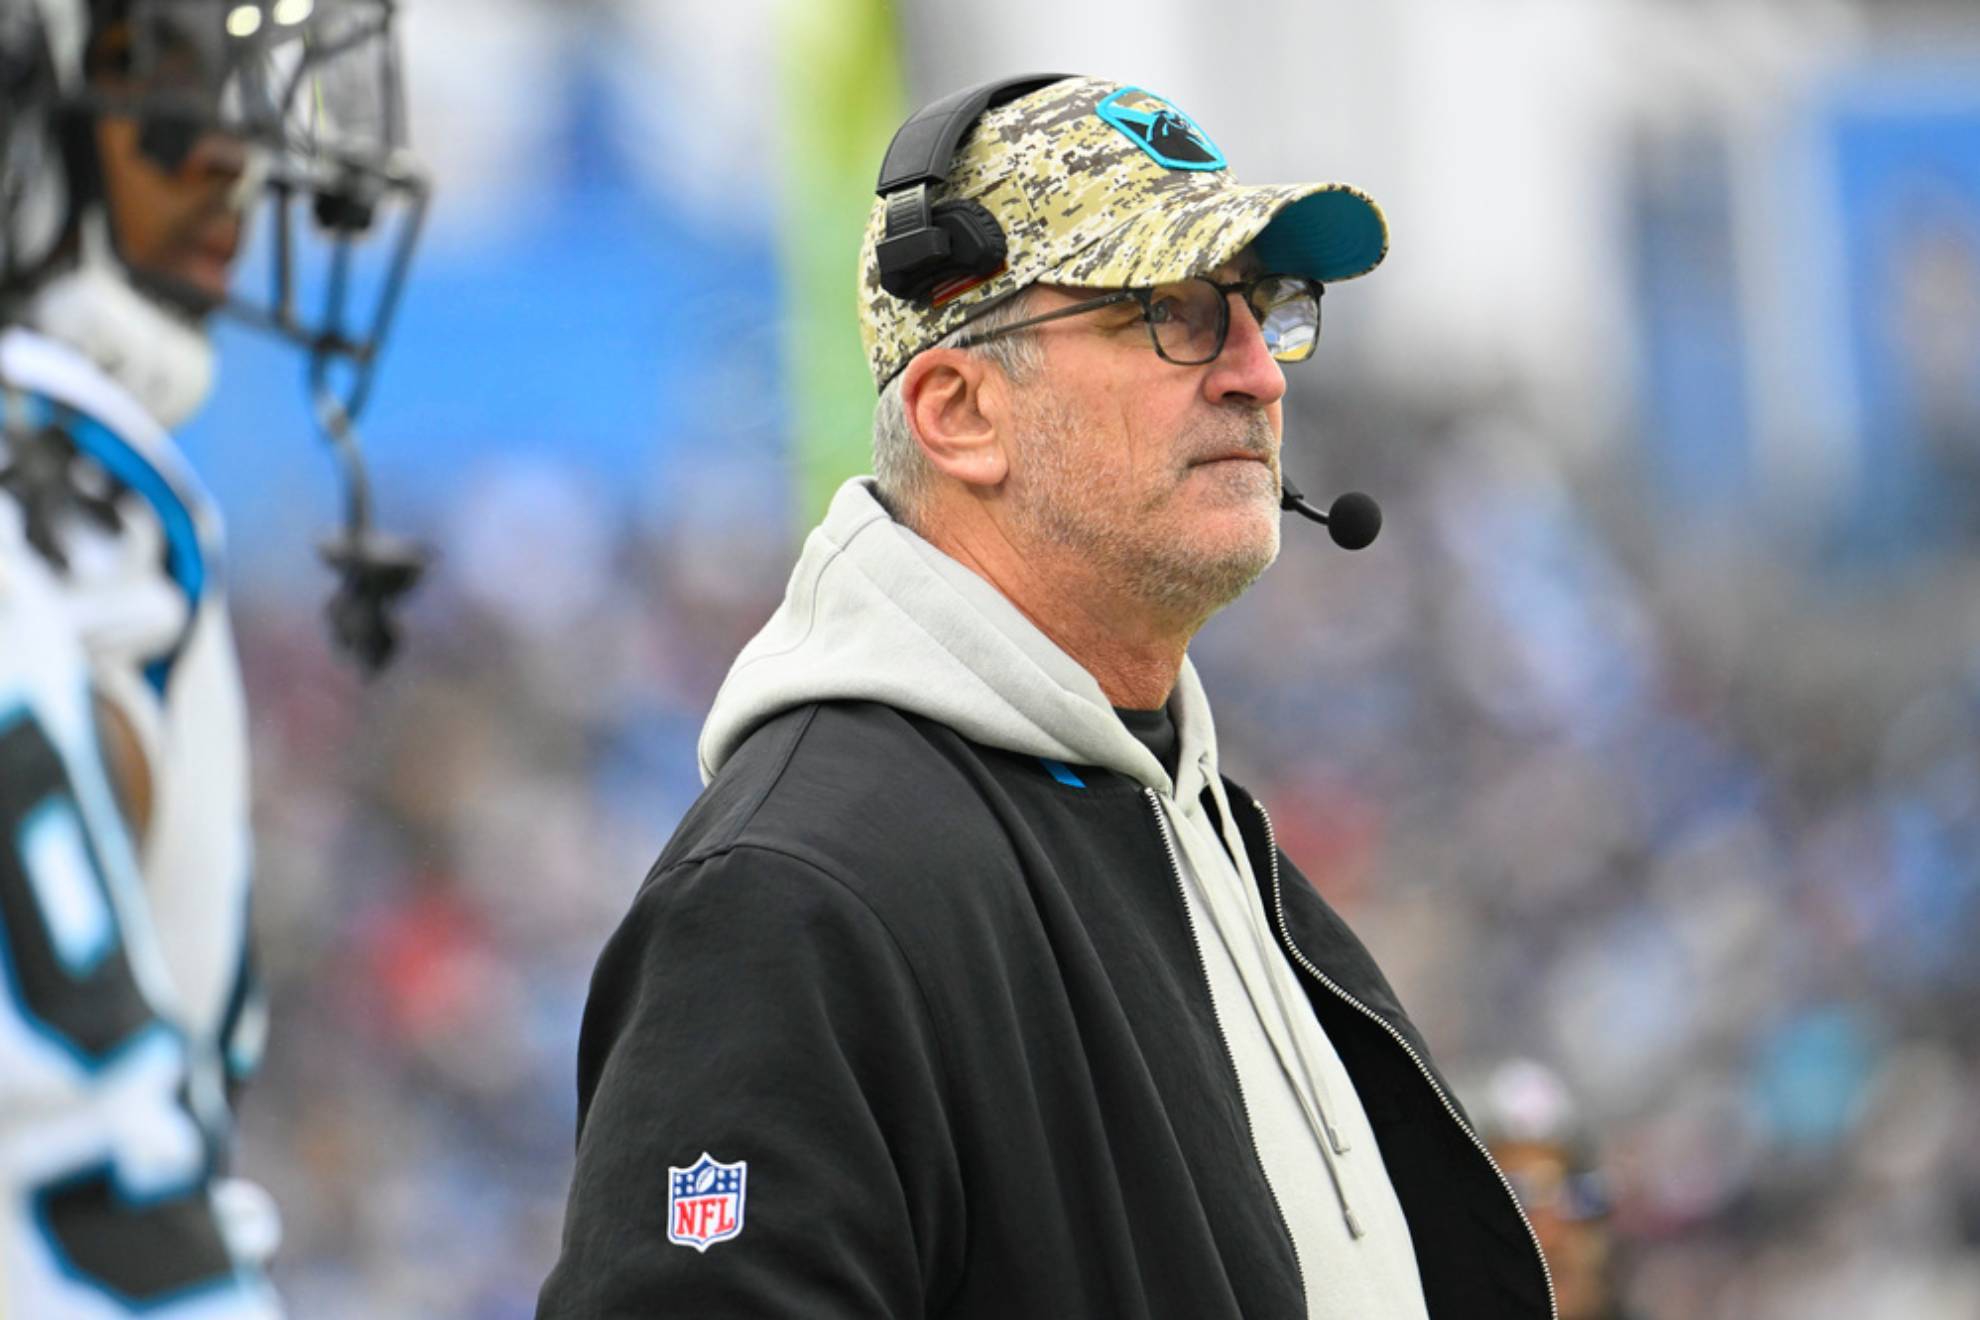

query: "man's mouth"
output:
1182 410 1281 477
191 217 242 265
162 218 243 302
1187 449 1279 481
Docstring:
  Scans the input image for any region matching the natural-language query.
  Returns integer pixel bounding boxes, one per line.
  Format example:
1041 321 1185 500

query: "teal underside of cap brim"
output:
1253 190 1388 283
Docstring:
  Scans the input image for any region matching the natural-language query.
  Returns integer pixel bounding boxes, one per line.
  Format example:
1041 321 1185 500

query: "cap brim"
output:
1253 186 1389 283
1044 180 1389 290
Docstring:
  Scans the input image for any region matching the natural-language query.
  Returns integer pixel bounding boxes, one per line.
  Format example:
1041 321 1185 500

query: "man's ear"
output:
901 348 1010 490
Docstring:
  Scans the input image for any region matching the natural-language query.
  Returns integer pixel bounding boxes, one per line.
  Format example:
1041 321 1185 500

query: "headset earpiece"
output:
876 193 1007 301
873 73 1067 305
931 199 1006 280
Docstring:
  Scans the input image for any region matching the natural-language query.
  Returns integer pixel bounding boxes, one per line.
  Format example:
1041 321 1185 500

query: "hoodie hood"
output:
699 478 1223 800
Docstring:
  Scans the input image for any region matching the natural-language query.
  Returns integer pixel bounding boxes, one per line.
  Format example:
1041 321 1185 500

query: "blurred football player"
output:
1469 1059 1635 1320
0 0 425 1312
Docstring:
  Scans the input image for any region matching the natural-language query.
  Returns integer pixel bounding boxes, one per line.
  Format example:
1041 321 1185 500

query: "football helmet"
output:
4 0 427 399
2 0 431 668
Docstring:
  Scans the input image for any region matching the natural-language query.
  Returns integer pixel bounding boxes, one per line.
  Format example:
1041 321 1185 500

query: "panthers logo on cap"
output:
1095 87 1226 171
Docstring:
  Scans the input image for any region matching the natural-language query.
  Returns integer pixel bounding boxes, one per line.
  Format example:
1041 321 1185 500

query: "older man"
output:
539 75 1553 1319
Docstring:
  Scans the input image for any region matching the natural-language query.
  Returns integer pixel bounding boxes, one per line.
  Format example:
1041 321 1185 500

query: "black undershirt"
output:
1114 705 1180 781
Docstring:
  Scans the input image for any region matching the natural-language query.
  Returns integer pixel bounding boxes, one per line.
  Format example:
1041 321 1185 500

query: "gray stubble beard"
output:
1006 390 1282 629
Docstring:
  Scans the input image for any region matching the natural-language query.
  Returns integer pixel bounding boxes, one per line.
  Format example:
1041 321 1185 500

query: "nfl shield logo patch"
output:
668 1152 747 1251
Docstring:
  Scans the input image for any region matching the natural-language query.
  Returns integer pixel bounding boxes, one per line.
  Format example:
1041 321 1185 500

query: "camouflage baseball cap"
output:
858 75 1389 390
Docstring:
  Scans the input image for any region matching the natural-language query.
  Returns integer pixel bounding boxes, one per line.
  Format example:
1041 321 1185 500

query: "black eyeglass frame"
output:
951 274 1325 365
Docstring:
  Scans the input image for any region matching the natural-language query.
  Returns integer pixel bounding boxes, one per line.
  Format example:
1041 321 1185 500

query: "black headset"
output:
872 73 1069 303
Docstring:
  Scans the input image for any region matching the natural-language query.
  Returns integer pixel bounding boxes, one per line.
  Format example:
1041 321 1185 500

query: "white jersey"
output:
0 327 277 1318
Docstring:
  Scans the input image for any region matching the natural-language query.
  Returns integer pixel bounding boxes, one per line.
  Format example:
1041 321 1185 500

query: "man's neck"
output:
925 516 1196 710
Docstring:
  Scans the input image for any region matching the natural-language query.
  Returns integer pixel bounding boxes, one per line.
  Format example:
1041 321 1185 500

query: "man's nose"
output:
181 130 249 184
1202 294 1287 408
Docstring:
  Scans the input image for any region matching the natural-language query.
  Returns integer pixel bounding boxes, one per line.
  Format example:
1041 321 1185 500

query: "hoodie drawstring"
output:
1244 855 1366 1240
1174 785 1367 1241
1268 957 1366 1239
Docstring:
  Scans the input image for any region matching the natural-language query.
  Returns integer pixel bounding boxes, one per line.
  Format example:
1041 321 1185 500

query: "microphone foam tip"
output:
1326 492 1382 551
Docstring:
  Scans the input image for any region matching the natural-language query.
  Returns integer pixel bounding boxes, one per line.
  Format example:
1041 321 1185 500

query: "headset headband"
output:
875 73 1068 195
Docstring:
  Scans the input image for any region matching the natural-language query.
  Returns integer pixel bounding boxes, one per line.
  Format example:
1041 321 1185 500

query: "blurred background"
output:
174 0 1980 1315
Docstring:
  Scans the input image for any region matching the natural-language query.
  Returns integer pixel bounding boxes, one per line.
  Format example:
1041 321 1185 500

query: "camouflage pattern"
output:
858 76 1389 389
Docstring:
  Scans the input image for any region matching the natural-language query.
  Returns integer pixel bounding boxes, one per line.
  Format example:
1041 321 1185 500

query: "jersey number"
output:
1 710 243 1311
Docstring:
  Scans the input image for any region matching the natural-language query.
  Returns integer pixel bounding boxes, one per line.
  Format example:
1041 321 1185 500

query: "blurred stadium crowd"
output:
168 0 1980 1316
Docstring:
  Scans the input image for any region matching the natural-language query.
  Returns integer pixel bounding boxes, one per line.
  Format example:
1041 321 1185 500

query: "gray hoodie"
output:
700 477 1430 1319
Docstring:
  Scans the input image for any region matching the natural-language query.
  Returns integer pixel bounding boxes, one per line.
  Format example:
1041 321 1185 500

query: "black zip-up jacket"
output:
539 701 1554 1318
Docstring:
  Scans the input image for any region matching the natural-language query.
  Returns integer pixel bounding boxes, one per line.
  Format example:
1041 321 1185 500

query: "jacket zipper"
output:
1250 797 1560 1320
1141 789 1309 1308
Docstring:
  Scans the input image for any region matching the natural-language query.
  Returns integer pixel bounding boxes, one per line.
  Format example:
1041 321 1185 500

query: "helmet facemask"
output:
95 0 428 420
3 0 434 671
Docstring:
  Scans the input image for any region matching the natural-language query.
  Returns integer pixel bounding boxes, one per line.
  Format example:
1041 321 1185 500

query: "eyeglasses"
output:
952 274 1325 366
1504 1166 1612 1224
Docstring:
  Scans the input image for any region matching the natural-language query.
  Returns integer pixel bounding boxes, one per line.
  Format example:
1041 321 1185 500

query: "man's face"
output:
94 115 248 309
1493 1140 1615 1320
90 25 250 310
999 259 1289 623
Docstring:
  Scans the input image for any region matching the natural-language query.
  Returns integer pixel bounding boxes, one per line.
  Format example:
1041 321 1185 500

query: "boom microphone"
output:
1280 476 1383 550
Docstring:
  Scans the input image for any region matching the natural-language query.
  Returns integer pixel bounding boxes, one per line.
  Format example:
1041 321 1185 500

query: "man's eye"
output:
1146 296 1185 325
